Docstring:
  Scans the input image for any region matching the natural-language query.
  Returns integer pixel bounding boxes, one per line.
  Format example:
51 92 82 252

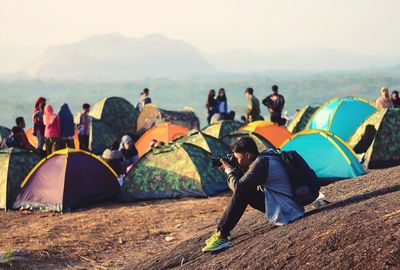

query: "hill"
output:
23 33 215 80
206 47 400 72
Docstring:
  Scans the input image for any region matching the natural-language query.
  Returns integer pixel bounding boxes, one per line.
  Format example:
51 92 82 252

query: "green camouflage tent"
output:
222 131 275 152
90 118 120 154
174 130 231 157
0 148 41 210
287 105 319 134
120 143 227 200
136 104 200 135
0 126 10 148
202 120 244 139
74 113 119 154
90 97 139 137
348 108 400 168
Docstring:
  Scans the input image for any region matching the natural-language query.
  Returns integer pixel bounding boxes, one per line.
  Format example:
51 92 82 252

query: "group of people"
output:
100 135 139 178
1 97 91 156
375 87 400 109
205 88 233 124
205 86 287 126
244 85 286 125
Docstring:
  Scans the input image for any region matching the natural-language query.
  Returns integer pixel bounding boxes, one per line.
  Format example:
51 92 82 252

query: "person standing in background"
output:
58 103 75 149
245 87 262 123
206 89 218 124
32 97 46 153
217 88 228 114
262 85 286 125
77 103 91 151
43 104 61 155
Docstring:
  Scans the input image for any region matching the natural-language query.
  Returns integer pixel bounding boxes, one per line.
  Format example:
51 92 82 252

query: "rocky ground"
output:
1 166 399 270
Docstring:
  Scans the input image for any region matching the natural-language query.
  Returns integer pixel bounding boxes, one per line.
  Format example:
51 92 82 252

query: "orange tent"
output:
26 127 80 149
240 121 292 148
135 123 190 157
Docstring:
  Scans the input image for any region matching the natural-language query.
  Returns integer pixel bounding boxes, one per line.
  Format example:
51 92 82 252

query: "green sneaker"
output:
205 231 233 244
202 235 231 252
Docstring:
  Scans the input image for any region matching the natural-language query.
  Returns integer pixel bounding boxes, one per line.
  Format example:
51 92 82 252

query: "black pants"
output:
78 135 89 151
270 112 281 124
271 113 286 126
217 187 265 237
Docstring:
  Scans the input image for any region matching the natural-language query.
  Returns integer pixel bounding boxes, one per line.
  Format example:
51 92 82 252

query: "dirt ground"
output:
1 166 400 270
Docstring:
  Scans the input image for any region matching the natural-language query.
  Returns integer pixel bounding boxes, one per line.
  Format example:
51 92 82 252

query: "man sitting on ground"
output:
202 137 304 252
15 116 36 151
210 110 236 124
5 126 24 149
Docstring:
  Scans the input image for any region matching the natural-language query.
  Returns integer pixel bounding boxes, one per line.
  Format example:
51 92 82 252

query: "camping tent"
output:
202 120 244 139
0 148 41 210
222 131 275 152
89 118 120 154
121 143 227 200
136 104 200 135
240 121 292 147
0 126 10 148
306 97 377 141
13 149 120 212
73 114 120 154
281 130 366 183
348 108 400 168
135 123 190 157
287 105 319 134
90 96 138 137
174 130 231 157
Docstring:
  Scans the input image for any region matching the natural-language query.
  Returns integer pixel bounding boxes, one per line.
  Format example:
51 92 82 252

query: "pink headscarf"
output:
43 104 56 125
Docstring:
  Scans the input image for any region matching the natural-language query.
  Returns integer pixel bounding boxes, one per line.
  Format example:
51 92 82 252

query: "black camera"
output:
211 154 238 168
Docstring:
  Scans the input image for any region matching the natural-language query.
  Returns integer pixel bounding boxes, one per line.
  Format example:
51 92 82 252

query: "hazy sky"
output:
1 0 400 55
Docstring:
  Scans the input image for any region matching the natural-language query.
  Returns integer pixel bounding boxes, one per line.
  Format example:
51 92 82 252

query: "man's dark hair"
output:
143 88 149 95
15 117 24 125
111 141 120 150
232 137 259 155
228 110 235 120
82 103 90 110
245 87 253 95
392 90 399 96
272 85 279 92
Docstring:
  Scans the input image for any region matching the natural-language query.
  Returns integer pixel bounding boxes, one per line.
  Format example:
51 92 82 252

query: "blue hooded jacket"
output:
58 103 75 138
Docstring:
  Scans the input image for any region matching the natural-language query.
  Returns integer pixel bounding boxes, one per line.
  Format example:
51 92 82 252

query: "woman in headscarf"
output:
43 104 61 155
217 88 228 114
119 134 139 172
205 89 218 124
375 87 393 109
32 97 46 152
58 103 75 149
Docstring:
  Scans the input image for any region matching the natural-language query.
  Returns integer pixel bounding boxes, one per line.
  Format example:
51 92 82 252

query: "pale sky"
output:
1 0 400 73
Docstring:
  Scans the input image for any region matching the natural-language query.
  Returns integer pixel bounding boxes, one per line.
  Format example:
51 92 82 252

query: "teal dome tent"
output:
281 130 367 183
306 97 377 141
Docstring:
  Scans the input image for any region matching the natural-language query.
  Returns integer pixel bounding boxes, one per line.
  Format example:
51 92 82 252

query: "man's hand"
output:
219 159 233 173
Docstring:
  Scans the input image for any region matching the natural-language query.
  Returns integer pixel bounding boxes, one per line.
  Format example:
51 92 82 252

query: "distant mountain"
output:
24 33 215 80
206 47 400 72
